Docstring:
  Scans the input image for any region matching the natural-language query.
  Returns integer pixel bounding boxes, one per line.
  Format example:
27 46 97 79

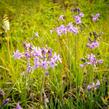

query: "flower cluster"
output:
80 54 103 67
53 22 78 36
87 41 99 49
87 80 100 91
92 13 100 22
74 12 84 24
80 30 103 67
13 43 62 73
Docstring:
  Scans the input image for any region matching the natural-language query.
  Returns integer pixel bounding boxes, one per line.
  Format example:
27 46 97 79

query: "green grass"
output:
0 0 109 109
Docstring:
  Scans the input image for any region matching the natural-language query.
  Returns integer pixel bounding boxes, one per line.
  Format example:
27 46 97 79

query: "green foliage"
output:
0 0 109 109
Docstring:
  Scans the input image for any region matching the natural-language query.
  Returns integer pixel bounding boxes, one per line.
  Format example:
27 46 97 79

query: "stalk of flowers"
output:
92 13 100 22
54 22 78 36
80 53 103 67
87 80 100 91
13 43 62 73
87 40 99 49
72 11 84 24
73 12 84 24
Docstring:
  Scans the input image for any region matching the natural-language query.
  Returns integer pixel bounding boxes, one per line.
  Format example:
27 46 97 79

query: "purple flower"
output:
49 58 56 68
95 80 100 89
16 103 22 109
87 41 99 49
23 43 32 51
45 71 49 76
97 59 103 64
33 57 40 69
96 13 100 17
2 98 9 106
80 54 103 67
92 13 100 22
87 82 95 91
27 64 32 73
67 23 78 34
87 80 100 91
41 61 48 69
87 84 92 91
56 25 67 36
13 50 23 59
87 54 97 66
25 52 31 58
32 47 42 57
13 44 62 72
79 12 84 17
74 15 82 24
53 53 62 63
48 49 52 58
41 48 48 56
80 64 85 68
58 15 65 21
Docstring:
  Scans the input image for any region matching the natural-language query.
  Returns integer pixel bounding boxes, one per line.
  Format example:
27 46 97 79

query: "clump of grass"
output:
0 0 109 109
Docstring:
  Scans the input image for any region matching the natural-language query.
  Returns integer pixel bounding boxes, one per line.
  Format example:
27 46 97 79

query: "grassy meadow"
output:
0 0 109 109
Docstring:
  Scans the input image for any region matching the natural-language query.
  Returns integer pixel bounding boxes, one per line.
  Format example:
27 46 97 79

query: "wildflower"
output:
67 23 78 34
56 25 67 36
13 50 23 59
23 43 32 51
80 54 103 67
48 49 52 58
58 15 65 21
2 98 9 106
87 80 100 91
95 80 100 89
32 47 42 57
87 54 97 66
74 15 82 24
24 52 31 59
49 58 56 68
87 82 95 91
33 57 40 69
41 60 48 69
92 13 100 22
97 59 103 64
79 12 84 17
87 41 99 49
27 63 32 73
80 64 85 68
13 44 62 72
45 71 49 76
16 103 22 109
41 48 48 56
53 53 62 63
